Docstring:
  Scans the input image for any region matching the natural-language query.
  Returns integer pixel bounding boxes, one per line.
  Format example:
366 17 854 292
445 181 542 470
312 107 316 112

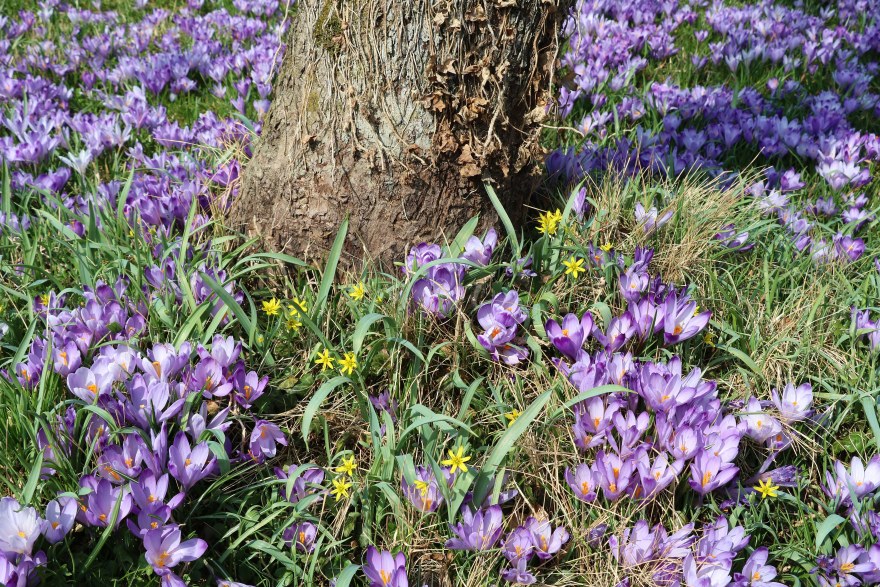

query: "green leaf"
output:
115 167 135 229
448 216 480 254
200 272 254 339
860 395 880 451
314 217 349 318
457 376 484 422
301 376 351 446
333 563 361 587
472 390 552 506
550 384 631 420
816 514 846 550
82 486 126 571
718 344 761 376
235 251 309 269
352 313 386 355
207 441 231 475
249 540 301 573
484 183 520 256
21 451 43 505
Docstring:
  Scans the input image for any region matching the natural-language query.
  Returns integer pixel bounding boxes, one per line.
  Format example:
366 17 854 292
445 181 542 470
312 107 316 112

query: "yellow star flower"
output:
349 282 366 301
441 446 472 475
753 478 779 500
330 476 352 501
315 348 335 371
562 257 586 279
289 297 308 315
599 243 613 252
413 479 430 497
262 298 282 316
504 409 521 426
537 209 563 235
286 317 302 332
339 352 358 375
703 330 715 347
335 455 357 476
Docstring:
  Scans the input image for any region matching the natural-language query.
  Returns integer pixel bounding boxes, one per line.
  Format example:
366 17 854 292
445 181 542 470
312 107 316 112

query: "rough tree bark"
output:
231 0 563 263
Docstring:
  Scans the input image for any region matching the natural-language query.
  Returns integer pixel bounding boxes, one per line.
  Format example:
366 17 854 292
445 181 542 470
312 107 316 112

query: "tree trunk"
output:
231 0 563 263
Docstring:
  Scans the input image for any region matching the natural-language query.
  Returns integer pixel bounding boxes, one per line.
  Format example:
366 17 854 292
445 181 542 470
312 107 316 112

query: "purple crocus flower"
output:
683 552 733 587
502 526 534 563
203 335 241 369
283 521 317 553
0 498 42 555
461 228 497 266
98 434 146 483
570 186 589 220
823 456 880 503
191 358 232 398
620 268 649 302
594 450 635 500
446 505 505 551
525 517 569 560
275 465 325 503
404 243 443 275
831 545 875 584
232 369 268 409
770 382 812 423
545 313 593 359
369 390 399 423
362 546 408 587
715 224 755 252
689 450 738 495
143 526 208 580
565 463 598 502
501 557 536 585
168 432 216 491
401 466 446 513
67 365 113 403
733 547 785 586
663 293 711 345
739 397 782 443
126 505 173 538
593 312 636 352
43 497 77 544
862 545 880 584
834 234 865 262
636 452 682 498
84 478 132 528
608 520 656 568
634 202 673 235
249 420 287 463
411 265 465 318
131 472 184 513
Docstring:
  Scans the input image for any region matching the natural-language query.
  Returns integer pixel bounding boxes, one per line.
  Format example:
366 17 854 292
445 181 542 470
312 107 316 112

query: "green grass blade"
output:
314 217 349 318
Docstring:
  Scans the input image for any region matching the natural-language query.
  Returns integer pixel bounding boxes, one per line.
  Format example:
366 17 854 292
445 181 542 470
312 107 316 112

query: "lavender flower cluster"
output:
0 0 287 233
609 517 786 587
551 0 878 263
2 273 279 585
406 229 497 318
547 248 814 508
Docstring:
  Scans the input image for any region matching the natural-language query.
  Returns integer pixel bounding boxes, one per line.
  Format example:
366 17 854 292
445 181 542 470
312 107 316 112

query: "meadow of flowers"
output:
0 0 879 586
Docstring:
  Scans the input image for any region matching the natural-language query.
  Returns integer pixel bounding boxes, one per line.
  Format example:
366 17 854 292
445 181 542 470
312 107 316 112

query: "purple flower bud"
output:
525 516 569 560
545 312 592 359
168 432 216 491
0 497 42 555
143 526 208 578
283 521 317 553
362 547 408 587
248 420 287 462
43 497 77 544
446 505 504 551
